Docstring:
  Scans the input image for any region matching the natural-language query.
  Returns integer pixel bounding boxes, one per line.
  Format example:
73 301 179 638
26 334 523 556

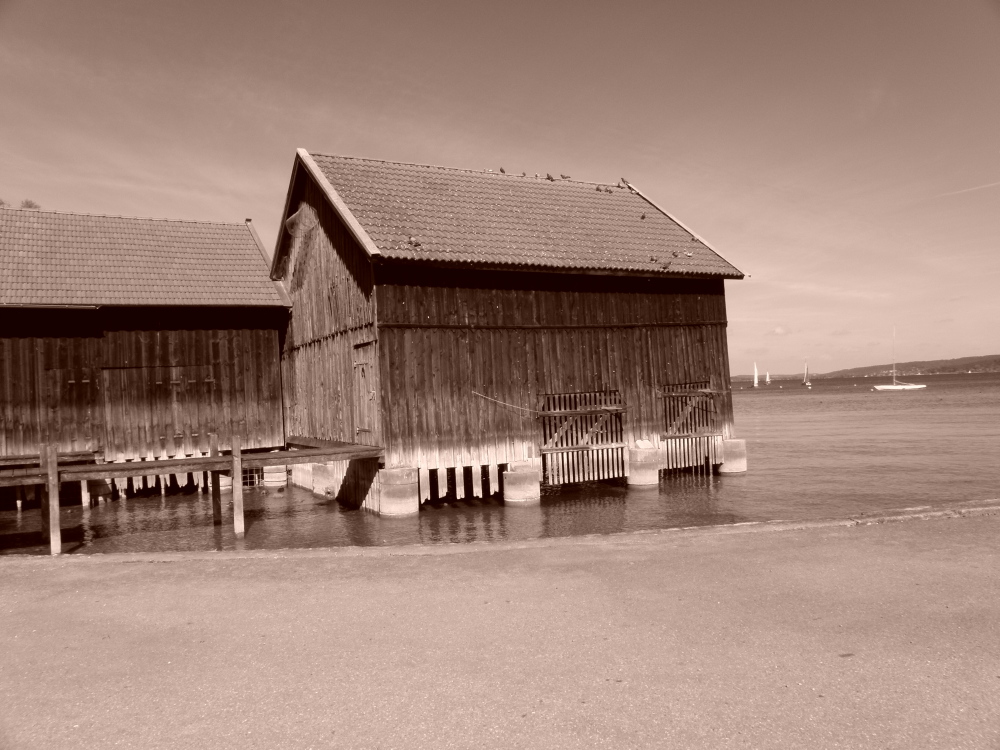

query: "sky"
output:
1 0 998 375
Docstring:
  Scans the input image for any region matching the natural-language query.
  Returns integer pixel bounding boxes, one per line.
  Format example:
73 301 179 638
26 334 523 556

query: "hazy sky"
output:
2 0 998 374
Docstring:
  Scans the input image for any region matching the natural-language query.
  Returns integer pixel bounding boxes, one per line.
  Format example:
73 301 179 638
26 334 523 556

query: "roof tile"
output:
0 209 285 307
309 154 743 278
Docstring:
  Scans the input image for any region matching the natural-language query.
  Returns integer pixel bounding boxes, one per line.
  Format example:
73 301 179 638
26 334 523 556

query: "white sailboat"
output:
765 371 771 386
752 362 759 388
872 327 926 391
801 360 811 388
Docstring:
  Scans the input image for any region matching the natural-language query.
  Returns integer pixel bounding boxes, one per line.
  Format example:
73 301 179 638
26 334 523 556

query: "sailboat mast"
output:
892 325 897 385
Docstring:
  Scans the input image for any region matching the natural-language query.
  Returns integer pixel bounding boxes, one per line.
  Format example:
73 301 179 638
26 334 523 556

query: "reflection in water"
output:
2 373 997 556
0 469 736 556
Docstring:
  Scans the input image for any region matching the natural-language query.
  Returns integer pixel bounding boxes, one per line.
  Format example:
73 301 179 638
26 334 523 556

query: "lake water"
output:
2 373 998 555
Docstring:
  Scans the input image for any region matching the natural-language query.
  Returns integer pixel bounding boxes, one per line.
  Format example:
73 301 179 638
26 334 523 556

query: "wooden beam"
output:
60 455 229 481
0 451 103 468
43 444 61 555
243 446 383 469
232 435 244 538
286 435 355 450
209 433 222 526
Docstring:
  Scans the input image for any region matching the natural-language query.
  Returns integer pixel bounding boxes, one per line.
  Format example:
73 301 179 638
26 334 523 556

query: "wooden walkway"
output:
2 436 383 555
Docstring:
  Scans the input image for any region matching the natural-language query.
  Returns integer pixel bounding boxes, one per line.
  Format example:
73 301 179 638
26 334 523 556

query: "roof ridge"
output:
0 205 252 229
307 151 623 188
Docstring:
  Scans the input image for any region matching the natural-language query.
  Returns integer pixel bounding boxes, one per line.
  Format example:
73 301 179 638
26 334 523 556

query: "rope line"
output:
471 391 545 415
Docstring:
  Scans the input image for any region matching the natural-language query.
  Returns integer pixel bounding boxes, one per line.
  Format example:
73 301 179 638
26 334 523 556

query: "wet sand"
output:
1 509 999 749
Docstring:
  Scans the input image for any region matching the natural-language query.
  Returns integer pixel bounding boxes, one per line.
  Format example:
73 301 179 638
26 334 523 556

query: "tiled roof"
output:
0 208 286 307
307 153 743 278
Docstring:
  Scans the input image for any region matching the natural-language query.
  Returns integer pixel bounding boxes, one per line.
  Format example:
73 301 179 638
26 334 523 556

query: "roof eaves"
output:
622 180 746 280
297 148 382 260
246 220 291 307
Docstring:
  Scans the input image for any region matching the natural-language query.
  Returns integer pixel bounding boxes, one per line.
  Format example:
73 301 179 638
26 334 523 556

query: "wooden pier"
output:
1 437 383 555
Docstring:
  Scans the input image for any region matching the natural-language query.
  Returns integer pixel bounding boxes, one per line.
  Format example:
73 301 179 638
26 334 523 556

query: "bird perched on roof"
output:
500 167 505 174
408 236 422 248
596 185 602 192
604 187 613 194
640 213 646 220
521 172 527 177
684 251 693 257
546 173 555 181
560 174 570 179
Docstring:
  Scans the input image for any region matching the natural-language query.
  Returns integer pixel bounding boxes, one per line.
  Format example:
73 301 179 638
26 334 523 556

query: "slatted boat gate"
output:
660 381 724 471
540 390 625 485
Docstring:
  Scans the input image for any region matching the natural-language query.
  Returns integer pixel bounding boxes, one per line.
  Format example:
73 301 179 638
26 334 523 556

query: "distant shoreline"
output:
733 354 1000 382
732 369 1000 382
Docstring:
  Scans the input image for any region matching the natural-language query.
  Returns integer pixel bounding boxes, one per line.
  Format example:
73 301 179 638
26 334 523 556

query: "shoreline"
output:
3 497 997 566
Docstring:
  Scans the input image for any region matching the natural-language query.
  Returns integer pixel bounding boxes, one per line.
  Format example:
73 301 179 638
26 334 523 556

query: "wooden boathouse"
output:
0 207 290 504
271 150 746 513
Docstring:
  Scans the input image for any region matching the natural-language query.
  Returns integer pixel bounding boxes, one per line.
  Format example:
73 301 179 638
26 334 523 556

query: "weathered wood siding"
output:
0 310 284 461
374 269 734 471
278 180 380 447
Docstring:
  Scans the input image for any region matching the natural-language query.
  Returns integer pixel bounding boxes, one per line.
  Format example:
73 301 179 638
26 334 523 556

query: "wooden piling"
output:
43 444 61 555
80 479 90 507
231 435 244 538
209 433 222 525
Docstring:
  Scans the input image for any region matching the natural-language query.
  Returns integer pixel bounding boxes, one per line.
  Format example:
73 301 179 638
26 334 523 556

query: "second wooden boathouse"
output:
0 207 289 482
272 150 746 513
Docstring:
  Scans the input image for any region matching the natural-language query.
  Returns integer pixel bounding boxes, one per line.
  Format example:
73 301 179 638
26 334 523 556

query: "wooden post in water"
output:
209 433 222 525
40 447 50 530
43 444 62 555
231 435 244 538
80 479 90 508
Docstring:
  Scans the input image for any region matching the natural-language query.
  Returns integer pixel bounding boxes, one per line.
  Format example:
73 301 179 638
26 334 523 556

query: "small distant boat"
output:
872 327 926 392
765 371 771 386
752 362 759 388
802 360 811 388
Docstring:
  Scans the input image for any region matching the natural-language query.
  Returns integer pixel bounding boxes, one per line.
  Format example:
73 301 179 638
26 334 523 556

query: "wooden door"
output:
352 342 377 445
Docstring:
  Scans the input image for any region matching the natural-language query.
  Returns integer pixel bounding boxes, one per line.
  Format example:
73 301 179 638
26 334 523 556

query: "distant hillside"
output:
817 354 1000 379
733 354 1000 381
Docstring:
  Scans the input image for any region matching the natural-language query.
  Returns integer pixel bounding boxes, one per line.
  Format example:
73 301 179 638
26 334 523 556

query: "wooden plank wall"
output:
0 327 283 461
375 278 735 473
278 180 379 448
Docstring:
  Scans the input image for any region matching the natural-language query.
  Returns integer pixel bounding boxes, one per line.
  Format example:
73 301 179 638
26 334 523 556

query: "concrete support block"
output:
378 467 420 516
627 447 661 486
290 462 313 490
718 439 748 474
503 465 541 505
311 463 333 495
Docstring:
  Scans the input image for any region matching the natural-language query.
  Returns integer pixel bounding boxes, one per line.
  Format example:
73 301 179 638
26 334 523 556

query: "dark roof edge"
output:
622 180 745 280
0 302 288 309
374 256 742 280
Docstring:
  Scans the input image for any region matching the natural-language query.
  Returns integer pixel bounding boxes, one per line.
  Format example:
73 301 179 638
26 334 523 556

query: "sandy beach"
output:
1 507 998 749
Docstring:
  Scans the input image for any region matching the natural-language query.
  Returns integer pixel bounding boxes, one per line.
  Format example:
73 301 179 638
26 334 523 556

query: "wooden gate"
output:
540 390 625 485
660 380 723 469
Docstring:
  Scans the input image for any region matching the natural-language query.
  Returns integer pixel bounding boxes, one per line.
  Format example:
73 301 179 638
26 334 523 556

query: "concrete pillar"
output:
627 447 660 486
378 467 420 516
290 462 313 490
503 459 541 505
718 439 748 474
